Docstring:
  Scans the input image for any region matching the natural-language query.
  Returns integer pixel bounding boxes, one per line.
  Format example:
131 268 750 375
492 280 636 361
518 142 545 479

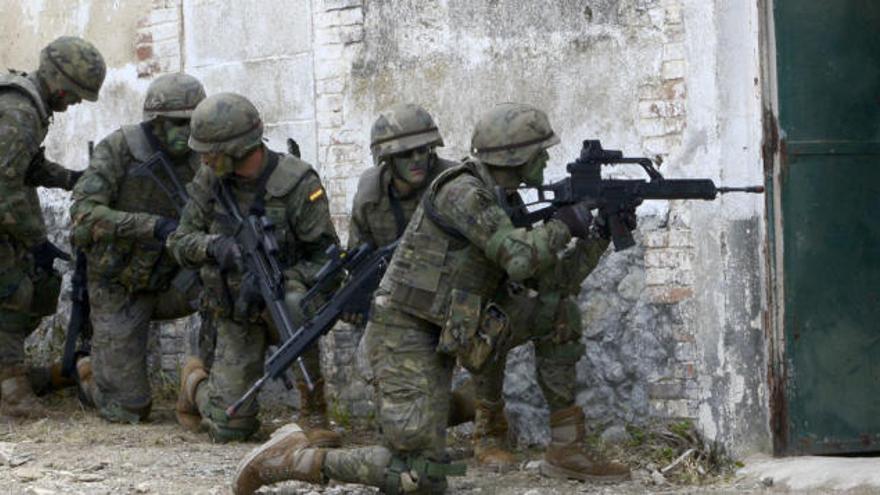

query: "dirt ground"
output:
0 391 773 495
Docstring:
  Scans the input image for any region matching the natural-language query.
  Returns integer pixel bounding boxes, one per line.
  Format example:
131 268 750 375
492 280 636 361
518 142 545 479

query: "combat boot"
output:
296 378 330 427
296 379 343 447
0 367 48 419
176 356 208 431
541 406 630 482
233 422 327 495
473 399 517 472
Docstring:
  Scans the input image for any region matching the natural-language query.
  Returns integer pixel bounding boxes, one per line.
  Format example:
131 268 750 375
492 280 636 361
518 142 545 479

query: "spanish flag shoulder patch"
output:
308 188 325 202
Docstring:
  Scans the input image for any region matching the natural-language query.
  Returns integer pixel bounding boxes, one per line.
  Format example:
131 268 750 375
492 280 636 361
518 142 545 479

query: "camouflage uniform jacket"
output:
0 71 79 295
70 124 199 292
379 160 572 326
347 156 455 250
167 150 339 315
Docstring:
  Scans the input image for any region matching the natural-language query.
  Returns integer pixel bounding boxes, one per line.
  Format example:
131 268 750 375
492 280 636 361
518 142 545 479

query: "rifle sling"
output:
387 183 408 238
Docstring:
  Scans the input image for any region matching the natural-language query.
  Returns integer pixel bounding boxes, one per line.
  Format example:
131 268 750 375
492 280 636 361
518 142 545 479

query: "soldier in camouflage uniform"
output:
69 72 207 423
232 104 630 494
0 36 105 418
170 92 340 443
347 103 474 427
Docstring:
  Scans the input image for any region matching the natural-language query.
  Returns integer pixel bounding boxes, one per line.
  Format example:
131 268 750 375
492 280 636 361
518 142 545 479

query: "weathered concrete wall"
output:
4 0 770 456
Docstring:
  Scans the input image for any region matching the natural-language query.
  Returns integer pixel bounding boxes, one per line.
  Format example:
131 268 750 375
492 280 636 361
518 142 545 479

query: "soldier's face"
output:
520 149 549 187
156 117 192 157
391 146 431 188
201 152 236 177
48 88 82 112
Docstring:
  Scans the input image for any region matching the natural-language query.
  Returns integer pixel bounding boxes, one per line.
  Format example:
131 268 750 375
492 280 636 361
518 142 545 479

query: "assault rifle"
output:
505 140 764 251
226 240 398 418
213 175 316 400
61 141 95 378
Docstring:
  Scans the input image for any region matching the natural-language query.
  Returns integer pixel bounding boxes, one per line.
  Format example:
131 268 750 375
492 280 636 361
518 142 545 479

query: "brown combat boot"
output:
295 378 342 448
48 362 77 390
233 422 327 495
0 367 48 419
176 357 208 431
541 406 631 482
473 399 517 472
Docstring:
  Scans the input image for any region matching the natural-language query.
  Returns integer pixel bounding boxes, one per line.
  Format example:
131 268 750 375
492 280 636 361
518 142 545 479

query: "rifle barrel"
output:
717 186 765 193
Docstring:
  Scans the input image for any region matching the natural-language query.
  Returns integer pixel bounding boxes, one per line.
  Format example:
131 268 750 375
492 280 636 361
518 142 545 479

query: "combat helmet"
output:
370 103 444 165
188 92 263 159
143 73 206 120
38 36 106 102
471 103 560 167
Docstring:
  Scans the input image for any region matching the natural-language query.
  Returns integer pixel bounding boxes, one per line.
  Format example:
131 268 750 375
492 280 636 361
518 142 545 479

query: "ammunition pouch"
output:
437 289 510 373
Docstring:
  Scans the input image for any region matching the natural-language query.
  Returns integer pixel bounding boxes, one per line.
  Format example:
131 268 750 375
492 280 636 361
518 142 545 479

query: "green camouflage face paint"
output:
520 150 549 187
391 147 431 188
162 119 191 157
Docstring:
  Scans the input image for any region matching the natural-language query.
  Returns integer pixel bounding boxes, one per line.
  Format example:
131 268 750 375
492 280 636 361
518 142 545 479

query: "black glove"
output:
153 217 179 242
208 236 242 271
31 240 71 272
67 169 85 190
553 202 594 240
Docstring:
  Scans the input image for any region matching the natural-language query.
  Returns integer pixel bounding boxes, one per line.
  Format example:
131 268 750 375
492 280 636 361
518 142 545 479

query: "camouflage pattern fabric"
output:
0 71 80 370
168 150 338 440
470 103 560 167
39 36 106 102
69 123 203 421
320 159 582 492
369 103 443 165
79 279 200 422
347 156 455 249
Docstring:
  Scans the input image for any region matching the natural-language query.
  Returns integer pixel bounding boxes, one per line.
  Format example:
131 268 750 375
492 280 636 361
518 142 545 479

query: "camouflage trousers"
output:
81 278 199 423
0 260 62 370
320 298 455 492
193 287 311 441
476 288 585 413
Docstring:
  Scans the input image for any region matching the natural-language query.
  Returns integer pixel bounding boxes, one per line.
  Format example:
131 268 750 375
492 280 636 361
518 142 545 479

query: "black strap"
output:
387 183 408 239
420 191 469 242
249 150 280 215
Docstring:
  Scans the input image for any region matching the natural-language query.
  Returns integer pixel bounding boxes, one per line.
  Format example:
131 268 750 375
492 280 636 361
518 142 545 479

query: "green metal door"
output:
775 0 880 454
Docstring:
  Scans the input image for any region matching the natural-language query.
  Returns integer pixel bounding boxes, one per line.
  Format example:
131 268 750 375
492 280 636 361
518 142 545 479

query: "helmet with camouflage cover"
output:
471 103 560 167
370 103 444 165
188 92 263 159
143 73 206 120
38 36 106 102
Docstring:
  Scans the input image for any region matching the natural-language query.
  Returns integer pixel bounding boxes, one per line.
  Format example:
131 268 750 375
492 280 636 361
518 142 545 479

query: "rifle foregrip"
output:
609 214 636 251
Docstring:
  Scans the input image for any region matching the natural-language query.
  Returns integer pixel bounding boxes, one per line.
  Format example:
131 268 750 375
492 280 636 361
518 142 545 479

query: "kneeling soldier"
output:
169 92 339 443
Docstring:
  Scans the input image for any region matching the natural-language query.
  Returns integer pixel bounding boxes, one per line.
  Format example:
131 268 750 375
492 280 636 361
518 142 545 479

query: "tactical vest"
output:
0 72 50 128
353 156 455 248
380 161 506 326
89 124 199 292
200 152 319 315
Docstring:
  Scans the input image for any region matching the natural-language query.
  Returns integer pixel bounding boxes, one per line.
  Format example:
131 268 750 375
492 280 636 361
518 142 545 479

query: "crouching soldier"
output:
168 92 340 443
232 104 630 494
70 72 207 423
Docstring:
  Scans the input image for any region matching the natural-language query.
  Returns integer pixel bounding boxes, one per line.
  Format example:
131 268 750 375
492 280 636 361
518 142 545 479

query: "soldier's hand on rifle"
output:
594 207 638 240
153 217 179 243
209 236 242 271
553 201 594 239
31 240 71 272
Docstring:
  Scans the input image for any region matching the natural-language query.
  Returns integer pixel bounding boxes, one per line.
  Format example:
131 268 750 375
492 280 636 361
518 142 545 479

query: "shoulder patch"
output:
266 153 316 197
